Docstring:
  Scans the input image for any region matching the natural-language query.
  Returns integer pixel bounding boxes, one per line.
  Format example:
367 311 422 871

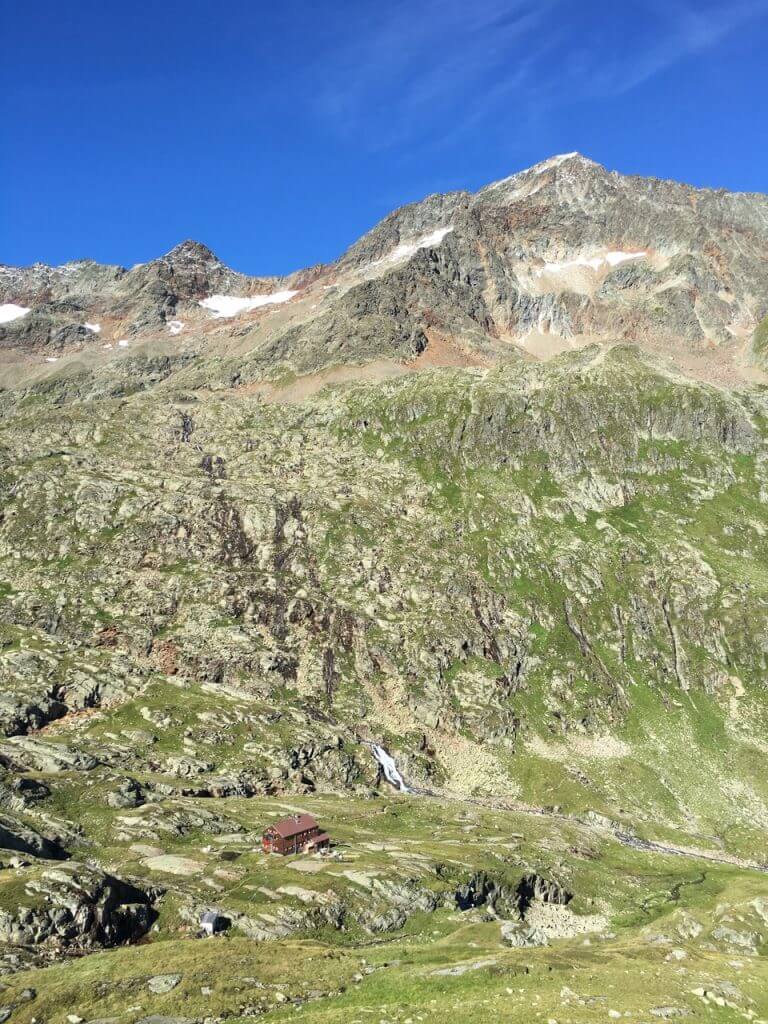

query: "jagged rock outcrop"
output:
0 738 98 774
500 920 549 947
0 815 67 861
0 864 155 948
515 873 572 914
1 155 766 387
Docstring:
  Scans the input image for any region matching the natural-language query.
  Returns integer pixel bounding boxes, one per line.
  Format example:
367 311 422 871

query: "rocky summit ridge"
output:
0 157 767 1021
2 153 767 390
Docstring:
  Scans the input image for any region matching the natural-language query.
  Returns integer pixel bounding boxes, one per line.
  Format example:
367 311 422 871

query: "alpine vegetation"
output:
0 155 767 1023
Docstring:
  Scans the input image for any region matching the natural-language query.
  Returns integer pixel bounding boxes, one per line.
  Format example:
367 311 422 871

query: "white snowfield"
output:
84 322 101 333
370 743 411 793
199 291 298 318
535 251 646 276
371 226 454 268
0 303 31 324
117 339 130 348
168 320 184 335
531 152 600 175
532 152 581 174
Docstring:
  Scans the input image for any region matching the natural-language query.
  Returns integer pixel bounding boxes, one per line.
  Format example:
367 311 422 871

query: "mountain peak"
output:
479 153 602 197
162 240 220 264
527 152 600 173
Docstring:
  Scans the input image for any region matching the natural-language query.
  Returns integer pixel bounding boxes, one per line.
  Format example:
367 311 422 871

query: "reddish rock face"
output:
2 155 766 387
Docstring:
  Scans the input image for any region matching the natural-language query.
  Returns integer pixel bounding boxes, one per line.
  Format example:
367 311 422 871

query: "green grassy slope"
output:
0 344 767 1019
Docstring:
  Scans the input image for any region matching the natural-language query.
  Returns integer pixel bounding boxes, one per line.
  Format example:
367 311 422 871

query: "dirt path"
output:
611 830 768 873
385 768 768 875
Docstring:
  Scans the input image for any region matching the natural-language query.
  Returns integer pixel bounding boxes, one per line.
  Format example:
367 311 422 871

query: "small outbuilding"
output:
200 910 230 936
262 813 330 856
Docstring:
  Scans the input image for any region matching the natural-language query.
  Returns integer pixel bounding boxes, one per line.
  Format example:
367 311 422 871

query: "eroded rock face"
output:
1 155 766 386
516 873 572 914
356 878 441 934
0 688 67 738
227 898 346 942
454 871 513 913
0 814 67 861
0 777 50 815
0 738 98 774
0 864 155 948
453 870 570 920
0 344 766 817
106 777 146 809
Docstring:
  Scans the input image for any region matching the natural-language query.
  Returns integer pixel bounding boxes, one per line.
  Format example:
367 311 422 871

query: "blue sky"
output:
2 0 767 275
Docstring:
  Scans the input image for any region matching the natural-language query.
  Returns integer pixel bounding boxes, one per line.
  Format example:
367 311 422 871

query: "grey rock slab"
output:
432 957 498 976
147 973 182 994
500 921 549 947
0 737 98 773
135 1018 196 1024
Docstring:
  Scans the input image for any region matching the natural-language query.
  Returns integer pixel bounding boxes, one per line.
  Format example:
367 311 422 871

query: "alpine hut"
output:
262 813 330 856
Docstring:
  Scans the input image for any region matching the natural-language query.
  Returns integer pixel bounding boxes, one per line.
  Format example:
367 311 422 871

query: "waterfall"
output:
370 743 411 793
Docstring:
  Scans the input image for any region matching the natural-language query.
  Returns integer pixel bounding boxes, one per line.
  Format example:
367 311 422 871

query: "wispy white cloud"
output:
305 0 768 150
571 0 768 97
309 1 552 148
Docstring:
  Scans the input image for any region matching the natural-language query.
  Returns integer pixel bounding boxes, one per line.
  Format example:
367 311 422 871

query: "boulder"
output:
500 921 549 947
147 974 181 994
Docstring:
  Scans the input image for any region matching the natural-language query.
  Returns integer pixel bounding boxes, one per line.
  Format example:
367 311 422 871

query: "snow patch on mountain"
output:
533 152 581 173
0 303 31 324
371 226 454 268
605 251 646 266
168 320 184 335
84 322 101 333
531 152 598 175
199 292 298 318
483 153 599 195
535 251 646 276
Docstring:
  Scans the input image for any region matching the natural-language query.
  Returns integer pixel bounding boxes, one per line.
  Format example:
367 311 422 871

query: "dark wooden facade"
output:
262 813 330 856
